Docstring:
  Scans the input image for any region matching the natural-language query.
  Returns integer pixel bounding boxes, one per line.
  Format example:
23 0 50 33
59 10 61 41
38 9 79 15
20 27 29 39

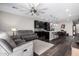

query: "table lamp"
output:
11 28 17 36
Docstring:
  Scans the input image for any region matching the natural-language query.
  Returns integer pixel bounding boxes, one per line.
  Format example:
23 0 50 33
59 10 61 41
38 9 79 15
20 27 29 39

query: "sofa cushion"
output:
0 39 13 55
17 30 37 41
17 30 34 36
0 32 16 48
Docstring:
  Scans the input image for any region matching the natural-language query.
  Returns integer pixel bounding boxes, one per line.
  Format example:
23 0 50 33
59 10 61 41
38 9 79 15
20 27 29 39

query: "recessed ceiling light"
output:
66 9 69 12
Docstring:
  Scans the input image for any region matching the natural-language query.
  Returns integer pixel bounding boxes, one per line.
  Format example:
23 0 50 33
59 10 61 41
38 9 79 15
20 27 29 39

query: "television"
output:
34 20 50 31
34 20 44 29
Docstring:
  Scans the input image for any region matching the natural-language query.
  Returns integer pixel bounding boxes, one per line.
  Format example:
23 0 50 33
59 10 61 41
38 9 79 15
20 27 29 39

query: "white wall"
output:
0 11 73 36
63 22 73 36
53 22 73 36
76 24 79 33
0 11 34 35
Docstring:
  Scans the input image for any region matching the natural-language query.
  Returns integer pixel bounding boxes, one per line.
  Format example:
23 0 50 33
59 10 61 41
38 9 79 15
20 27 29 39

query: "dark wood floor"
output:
72 42 79 49
40 36 72 56
72 36 79 49
34 36 79 56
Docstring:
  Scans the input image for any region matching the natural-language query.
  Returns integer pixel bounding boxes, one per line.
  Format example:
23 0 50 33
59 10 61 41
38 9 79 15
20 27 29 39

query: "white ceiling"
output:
0 3 79 23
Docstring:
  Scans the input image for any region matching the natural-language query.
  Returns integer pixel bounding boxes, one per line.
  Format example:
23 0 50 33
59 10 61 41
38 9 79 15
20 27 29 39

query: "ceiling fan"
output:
12 3 47 16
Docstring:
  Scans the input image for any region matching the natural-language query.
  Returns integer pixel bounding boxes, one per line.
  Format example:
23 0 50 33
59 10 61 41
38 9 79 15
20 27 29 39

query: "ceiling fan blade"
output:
12 6 19 9
28 3 34 8
20 7 30 10
27 12 34 16
36 3 41 7
35 13 39 16
20 9 30 12
12 5 31 12
36 3 44 9
31 13 34 16
39 8 47 10
39 11 45 13
25 11 31 14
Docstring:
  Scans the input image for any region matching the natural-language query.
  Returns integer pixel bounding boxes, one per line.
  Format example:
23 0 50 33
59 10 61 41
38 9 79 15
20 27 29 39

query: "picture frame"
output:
61 24 65 29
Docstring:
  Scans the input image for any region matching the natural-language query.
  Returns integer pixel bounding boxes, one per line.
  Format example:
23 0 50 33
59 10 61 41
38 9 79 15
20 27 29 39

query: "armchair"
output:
0 32 33 56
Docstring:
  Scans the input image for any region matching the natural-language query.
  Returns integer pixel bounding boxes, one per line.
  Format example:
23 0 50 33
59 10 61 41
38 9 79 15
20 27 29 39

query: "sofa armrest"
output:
10 41 33 56
14 41 33 52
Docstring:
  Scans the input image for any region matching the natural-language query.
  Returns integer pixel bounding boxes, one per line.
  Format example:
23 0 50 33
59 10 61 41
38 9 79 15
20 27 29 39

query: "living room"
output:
0 3 79 56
